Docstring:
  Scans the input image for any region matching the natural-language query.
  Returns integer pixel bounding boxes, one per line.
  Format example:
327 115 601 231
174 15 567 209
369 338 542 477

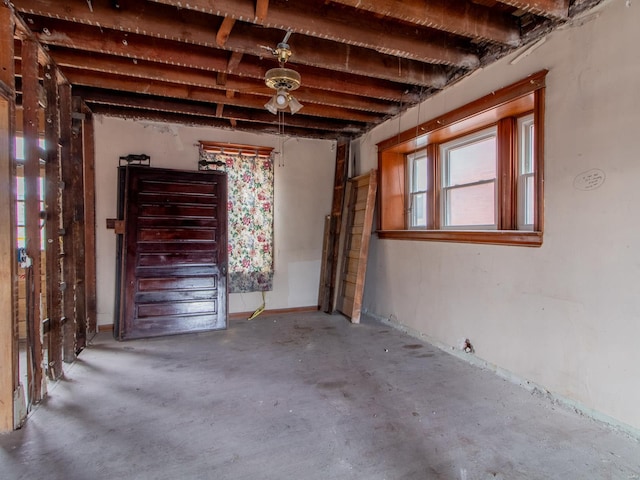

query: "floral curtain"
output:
199 148 274 293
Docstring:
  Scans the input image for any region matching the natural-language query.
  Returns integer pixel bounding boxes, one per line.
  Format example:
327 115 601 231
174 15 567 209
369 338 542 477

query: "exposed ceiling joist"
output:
22 19 418 101
150 0 481 65
325 0 521 45
10 0 590 139
13 0 451 85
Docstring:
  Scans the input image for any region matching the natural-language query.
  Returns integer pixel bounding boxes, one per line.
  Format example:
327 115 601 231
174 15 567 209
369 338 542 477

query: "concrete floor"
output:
1 311 639 480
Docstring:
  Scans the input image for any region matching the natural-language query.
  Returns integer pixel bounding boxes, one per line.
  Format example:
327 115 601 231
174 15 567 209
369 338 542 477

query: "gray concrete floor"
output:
1 311 639 480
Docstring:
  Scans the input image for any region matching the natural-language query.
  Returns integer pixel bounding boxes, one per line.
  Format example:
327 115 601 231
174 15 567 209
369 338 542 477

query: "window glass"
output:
408 151 428 228
441 128 497 229
518 115 535 229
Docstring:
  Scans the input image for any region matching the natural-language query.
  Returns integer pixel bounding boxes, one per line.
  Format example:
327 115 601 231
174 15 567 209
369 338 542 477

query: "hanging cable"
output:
247 290 266 320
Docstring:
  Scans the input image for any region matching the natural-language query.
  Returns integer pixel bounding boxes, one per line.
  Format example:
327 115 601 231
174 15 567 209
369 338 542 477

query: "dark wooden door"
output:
115 166 227 340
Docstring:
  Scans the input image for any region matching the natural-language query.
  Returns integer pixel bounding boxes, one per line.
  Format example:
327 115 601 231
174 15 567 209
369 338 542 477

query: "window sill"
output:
377 229 542 247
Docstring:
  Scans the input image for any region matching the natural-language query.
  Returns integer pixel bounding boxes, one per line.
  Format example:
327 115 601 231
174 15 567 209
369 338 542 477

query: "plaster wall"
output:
94 119 335 325
355 0 640 431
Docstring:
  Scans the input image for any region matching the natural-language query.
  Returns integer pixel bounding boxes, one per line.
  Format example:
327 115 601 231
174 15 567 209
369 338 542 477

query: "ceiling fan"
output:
263 32 303 115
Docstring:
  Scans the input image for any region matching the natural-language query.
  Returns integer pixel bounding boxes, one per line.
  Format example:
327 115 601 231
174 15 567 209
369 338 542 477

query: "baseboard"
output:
229 305 319 320
96 306 320 332
362 310 640 441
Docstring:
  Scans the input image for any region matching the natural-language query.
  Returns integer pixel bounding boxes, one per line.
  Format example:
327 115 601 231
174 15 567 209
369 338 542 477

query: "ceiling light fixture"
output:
264 68 303 115
263 33 303 115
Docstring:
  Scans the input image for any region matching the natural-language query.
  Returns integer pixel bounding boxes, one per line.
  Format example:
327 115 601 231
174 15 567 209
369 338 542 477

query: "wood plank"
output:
22 37 45 406
59 83 76 362
71 96 86 352
337 170 377 324
329 0 520 45
82 105 97 335
13 0 449 86
44 63 64 380
0 3 18 432
323 141 349 313
20 19 414 102
495 0 569 19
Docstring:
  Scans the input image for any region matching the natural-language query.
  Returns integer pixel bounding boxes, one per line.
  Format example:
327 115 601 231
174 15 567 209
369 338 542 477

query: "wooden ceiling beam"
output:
12 0 450 85
151 0 487 59
71 87 366 133
54 68 384 123
84 104 348 139
43 47 399 114
328 0 521 45
495 0 569 19
22 17 418 101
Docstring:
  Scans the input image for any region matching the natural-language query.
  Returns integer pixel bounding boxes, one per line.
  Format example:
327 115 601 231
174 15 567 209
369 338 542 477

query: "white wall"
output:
355 0 640 432
94 119 335 325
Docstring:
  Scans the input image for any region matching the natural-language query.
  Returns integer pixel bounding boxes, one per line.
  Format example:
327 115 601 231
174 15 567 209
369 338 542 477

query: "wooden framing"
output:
0 2 19 433
59 82 76 362
322 140 349 313
82 103 97 335
44 64 63 379
22 36 45 405
71 96 86 352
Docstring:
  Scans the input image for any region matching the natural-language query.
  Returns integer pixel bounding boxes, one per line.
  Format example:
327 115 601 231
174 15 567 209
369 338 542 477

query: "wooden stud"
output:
71 96 86 353
59 82 76 362
215 103 224 118
22 37 44 405
44 63 64 380
323 140 349 313
82 104 97 335
0 3 18 433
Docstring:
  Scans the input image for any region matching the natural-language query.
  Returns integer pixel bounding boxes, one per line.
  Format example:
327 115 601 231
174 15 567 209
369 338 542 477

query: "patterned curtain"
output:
199 148 274 293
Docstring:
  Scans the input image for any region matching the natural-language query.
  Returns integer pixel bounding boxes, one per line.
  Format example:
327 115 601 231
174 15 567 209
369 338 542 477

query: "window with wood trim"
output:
377 71 546 246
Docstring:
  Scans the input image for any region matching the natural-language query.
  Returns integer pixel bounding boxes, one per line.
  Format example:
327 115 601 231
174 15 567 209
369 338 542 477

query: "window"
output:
198 142 275 293
15 135 46 250
440 127 497 229
377 71 546 246
408 151 428 228
518 114 535 230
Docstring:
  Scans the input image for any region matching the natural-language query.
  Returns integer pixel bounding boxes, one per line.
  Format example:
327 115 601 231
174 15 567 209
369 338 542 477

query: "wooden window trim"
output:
377 70 547 247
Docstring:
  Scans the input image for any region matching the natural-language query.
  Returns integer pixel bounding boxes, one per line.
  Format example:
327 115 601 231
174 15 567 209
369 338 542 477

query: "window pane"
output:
524 175 534 225
518 115 535 228
446 136 496 186
411 192 427 227
16 176 25 200
16 201 25 226
412 156 427 192
445 182 495 227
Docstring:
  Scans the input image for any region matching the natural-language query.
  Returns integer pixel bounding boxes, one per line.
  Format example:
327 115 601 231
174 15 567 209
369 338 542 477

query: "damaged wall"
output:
94 118 335 326
355 0 640 432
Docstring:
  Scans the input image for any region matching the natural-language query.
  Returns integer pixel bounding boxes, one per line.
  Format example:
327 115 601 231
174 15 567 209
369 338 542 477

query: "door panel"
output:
116 166 227 340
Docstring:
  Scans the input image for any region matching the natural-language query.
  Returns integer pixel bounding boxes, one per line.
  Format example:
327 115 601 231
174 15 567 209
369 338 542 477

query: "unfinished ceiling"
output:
11 0 598 139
